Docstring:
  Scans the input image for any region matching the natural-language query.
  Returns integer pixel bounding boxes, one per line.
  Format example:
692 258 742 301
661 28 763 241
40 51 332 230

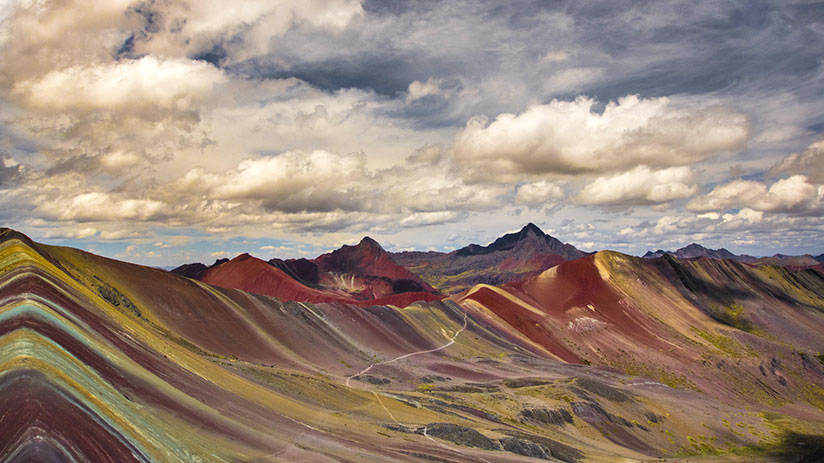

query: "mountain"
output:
177 236 440 307
643 244 824 271
312 236 438 296
642 243 756 261
454 223 585 260
393 223 589 294
751 253 821 267
3 227 824 462
201 253 354 304
170 257 226 279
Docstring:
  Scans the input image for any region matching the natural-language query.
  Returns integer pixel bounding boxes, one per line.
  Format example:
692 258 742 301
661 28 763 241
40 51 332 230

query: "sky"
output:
0 0 822 266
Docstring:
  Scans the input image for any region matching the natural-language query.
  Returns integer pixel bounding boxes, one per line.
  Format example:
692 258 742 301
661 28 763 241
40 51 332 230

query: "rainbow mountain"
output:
2 227 824 462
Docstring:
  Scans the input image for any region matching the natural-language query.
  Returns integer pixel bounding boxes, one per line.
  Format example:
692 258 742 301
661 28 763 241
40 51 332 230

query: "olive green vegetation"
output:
710 302 754 332
692 327 755 358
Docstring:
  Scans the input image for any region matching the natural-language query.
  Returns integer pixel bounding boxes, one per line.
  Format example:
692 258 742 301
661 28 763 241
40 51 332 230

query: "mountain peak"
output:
644 243 744 261
453 223 586 260
521 222 544 235
681 243 708 251
357 236 383 250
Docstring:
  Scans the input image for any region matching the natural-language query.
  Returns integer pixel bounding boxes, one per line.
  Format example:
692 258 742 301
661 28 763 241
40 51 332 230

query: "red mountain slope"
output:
200 253 356 304
200 251 443 307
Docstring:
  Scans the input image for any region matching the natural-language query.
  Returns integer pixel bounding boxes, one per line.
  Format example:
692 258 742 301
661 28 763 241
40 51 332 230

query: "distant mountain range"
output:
392 223 589 294
643 243 824 270
173 225 823 305
174 223 589 300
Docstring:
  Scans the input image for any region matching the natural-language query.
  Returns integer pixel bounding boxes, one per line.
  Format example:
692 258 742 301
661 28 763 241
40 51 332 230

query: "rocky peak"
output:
454 223 585 260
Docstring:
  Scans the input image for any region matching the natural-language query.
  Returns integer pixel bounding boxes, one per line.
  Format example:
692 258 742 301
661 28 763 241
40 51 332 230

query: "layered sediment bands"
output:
463 251 824 406
2 229 824 462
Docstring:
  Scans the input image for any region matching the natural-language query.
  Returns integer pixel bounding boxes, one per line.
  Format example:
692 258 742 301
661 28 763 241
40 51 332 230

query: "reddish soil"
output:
520 255 665 348
462 285 580 362
202 251 440 307
314 237 434 288
202 253 358 304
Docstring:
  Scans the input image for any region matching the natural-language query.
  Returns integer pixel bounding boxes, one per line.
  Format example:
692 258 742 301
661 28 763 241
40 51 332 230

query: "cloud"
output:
127 0 364 62
406 78 442 103
399 211 464 227
381 164 507 213
769 139 824 183
515 181 564 207
43 227 99 240
543 67 604 93
453 95 748 182
12 56 226 113
34 191 166 222
171 150 372 213
646 208 766 238
100 151 142 172
406 144 443 164
98 229 150 240
0 157 21 187
688 175 824 215
541 50 569 63
577 166 697 206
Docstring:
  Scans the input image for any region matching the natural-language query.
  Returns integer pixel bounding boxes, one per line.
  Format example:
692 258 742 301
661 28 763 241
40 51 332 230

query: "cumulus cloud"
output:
381 164 507 213
128 0 364 62
100 151 142 172
406 78 442 103
43 227 99 240
515 181 564 207
170 150 372 213
12 56 226 113
160 149 504 232
652 208 765 235
35 191 166 222
577 166 697 206
399 211 464 227
769 139 824 183
453 95 748 182
688 175 824 215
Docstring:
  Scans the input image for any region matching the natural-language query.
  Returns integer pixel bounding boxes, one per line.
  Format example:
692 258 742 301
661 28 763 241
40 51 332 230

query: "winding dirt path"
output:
341 311 495 462
345 312 468 388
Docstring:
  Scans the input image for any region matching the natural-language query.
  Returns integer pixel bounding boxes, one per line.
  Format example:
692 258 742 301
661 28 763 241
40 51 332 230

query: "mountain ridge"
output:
170 224 822 299
393 223 589 294
177 233 440 306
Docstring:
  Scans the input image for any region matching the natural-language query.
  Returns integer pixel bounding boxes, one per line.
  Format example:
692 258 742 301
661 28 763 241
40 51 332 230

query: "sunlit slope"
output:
3 228 824 462
461 251 824 409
